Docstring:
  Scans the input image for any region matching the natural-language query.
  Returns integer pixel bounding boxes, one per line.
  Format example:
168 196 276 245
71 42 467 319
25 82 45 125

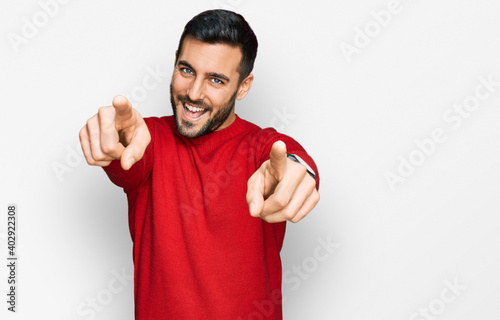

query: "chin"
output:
178 122 203 138
175 111 211 138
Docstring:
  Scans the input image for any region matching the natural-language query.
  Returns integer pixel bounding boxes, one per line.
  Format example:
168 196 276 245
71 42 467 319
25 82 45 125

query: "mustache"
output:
177 95 211 110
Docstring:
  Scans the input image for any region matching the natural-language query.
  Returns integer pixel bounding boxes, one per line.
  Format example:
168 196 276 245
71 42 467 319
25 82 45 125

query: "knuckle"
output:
86 117 98 133
311 190 320 204
89 143 105 159
273 194 288 208
101 160 112 167
290 216 300 223
282 209 295 221
97 106 110 117
143 130 152 144
78 128 86 141
261 214 272 223
85 155 96 165
288 162 306 179
245 193 252 203
307 176 316 189
91 150 104 161
296 163 307 175
136 145 147 159
100 142 115 154
247 174 257 187
98 107 115 124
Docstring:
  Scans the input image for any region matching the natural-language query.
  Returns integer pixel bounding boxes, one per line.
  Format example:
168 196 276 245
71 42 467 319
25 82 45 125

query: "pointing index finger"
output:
269 140 287 181
112 95 134 129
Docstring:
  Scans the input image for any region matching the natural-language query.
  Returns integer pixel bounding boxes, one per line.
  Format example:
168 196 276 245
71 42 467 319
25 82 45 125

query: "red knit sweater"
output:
103 115 319 319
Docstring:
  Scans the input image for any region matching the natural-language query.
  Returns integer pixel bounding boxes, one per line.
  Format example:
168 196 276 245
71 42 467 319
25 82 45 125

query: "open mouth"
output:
182 102 208 121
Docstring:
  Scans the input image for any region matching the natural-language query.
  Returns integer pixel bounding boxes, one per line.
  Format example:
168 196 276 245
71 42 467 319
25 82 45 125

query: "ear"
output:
236 74 254 100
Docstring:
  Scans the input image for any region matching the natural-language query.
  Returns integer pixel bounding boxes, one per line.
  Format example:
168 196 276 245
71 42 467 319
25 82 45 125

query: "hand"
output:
79 95 151 170
246 140 320 223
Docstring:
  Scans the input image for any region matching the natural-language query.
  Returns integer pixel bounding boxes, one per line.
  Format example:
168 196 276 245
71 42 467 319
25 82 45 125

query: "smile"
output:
183 102 208 121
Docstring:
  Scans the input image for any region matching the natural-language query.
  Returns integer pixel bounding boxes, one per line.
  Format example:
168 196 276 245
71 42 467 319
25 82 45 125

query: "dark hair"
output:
176 9 258 84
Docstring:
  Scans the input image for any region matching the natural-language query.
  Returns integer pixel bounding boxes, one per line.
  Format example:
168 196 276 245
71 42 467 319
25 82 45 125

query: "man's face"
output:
170 37 251 138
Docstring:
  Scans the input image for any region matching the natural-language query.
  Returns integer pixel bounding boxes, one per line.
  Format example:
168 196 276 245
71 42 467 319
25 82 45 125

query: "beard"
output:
170 84 238 138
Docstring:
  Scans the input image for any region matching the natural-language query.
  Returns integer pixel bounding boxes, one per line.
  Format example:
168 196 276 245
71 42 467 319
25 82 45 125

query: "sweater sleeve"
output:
255 128 320 190
102 117 156 193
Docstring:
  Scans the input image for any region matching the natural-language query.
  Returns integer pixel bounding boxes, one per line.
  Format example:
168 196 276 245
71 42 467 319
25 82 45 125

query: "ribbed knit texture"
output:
103 115 319 319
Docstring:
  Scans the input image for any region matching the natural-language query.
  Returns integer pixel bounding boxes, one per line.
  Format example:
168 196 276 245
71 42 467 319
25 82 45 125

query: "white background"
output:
1 0 500 319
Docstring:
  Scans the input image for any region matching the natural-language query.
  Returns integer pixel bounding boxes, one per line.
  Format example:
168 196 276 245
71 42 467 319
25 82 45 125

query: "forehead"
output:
178 37 242 75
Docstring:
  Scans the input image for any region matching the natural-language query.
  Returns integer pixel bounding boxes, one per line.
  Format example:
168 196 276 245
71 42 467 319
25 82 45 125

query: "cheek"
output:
205 89 221 105
171 73 190 94
206 87 235 107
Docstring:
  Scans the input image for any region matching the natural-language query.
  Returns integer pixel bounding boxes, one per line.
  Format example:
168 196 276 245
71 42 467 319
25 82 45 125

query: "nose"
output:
186 77 205 102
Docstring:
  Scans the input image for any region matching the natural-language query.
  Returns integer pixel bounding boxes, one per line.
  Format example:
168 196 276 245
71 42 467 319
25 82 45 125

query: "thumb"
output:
119 119 151 170
246 171 265 217
112 95 134 130
269 140 287 181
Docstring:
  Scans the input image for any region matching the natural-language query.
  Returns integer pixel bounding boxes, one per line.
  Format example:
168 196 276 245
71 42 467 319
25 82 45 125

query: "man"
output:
79 9 319 320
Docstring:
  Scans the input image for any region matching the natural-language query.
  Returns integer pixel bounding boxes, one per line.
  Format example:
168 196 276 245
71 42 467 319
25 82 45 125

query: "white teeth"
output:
184 103 204 112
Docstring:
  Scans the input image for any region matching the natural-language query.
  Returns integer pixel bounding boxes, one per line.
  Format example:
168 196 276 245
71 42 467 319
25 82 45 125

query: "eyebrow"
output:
177 60 231 83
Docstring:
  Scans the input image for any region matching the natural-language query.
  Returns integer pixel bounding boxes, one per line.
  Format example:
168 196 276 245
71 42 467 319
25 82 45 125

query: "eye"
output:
211 78 224 85
181 67 193 75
